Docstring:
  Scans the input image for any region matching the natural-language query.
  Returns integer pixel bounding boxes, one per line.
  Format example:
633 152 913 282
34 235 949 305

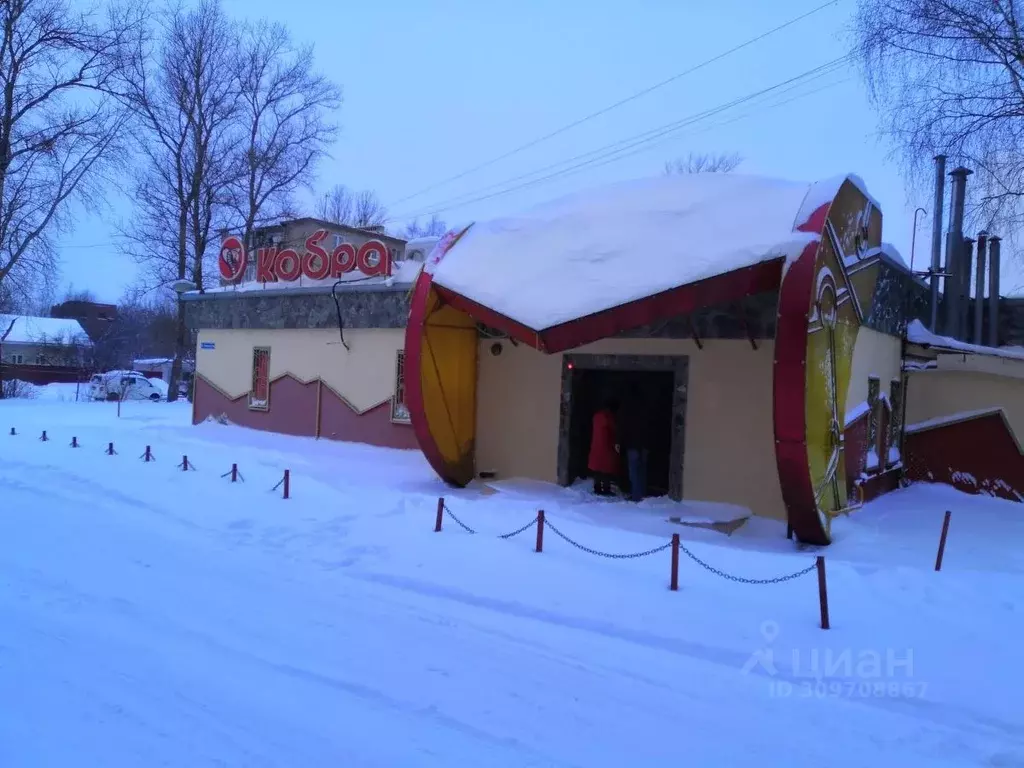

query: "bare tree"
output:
229 19 340 250
0 0 136 302
664 152 743 175
317 184 388 228
403 214 448 238
120 0 241 401
854 0 1024 231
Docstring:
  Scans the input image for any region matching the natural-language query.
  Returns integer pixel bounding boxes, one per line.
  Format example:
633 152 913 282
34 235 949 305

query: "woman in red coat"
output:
588 398 620 496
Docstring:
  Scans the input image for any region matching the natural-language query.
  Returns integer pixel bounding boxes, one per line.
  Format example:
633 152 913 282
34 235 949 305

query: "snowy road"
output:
1 397 1021 766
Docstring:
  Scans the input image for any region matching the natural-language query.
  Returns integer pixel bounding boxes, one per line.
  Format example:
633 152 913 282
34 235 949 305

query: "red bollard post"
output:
434 497 444 532
106 442 115 456
9 427 15 436
935 510 952 572
535 510 545 553
70 436 79 448
816 556 830 630
39 430 48 442
182 455 189 471
282 469 290 499
231 463 238 482
143 445 153 462
670 533 680 591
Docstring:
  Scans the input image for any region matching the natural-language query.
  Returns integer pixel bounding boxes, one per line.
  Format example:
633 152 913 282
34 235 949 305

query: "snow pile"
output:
1 399 1022 765
0 314 90 345
907 319 1024 362
431 174 822 331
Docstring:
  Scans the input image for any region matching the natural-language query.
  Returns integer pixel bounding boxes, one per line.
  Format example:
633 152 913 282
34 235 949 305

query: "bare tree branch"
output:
0 0 137 300
118 0 241 400
316 184 387 228
854 0 1024 245
663 151 743 175
228 19 340 250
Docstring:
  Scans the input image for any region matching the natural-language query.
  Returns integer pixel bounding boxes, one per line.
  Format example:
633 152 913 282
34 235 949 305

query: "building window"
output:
249 347 271 411
8 354 24 365
391 350 411 424
888 378 904 467
35 355 47 365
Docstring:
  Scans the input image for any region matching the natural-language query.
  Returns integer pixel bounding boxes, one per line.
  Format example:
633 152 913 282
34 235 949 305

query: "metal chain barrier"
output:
677 541 817 584
444 503 540 539
544 518 673 559
443 504 478 535
498 516 539 540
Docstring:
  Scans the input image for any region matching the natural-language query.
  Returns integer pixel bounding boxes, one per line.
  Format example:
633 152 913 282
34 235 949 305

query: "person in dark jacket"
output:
619 383 650 501
588 397 620 496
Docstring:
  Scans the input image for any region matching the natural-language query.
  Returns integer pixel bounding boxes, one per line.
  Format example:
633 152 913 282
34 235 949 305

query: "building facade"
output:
405 173 929 545
184 218 434 449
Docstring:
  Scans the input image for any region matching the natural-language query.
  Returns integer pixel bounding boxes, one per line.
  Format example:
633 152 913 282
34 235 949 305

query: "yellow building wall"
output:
195 327 404 412
475 337 785 519
906 357 1024 437
846 326 904 418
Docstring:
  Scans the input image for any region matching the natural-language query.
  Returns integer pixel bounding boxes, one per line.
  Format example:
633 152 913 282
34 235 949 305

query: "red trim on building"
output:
772 239 828 545
192 374 416 450
404 272 464 485
434 258 785 355
904 410 1024 501
538 259 784 353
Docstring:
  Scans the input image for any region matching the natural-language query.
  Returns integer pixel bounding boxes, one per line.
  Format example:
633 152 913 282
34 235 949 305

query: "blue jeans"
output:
626 448 648 501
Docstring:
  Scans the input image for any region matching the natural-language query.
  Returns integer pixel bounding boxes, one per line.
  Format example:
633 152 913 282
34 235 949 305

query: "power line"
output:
385 0 841 209
388 55 853 223
389 60 849 221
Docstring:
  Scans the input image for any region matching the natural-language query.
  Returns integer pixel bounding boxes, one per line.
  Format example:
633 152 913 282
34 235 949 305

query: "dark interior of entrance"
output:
567 369 675 497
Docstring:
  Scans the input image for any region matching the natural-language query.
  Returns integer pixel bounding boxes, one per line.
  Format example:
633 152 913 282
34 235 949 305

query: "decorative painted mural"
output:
776 177 910 545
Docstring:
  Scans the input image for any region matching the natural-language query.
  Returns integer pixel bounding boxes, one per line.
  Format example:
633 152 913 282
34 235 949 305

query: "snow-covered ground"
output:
0 393 1021 766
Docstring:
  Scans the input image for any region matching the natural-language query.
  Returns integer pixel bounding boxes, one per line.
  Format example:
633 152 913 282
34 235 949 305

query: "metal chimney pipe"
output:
989 236 1002 346
943 167 972 336
960 237 974 341
973 232 988 344
929 155 947 330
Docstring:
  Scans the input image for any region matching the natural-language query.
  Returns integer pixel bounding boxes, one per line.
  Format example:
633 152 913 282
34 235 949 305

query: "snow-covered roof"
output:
0 314 90 345
429 173 824 331
906 320 1024 362
133 358 172 366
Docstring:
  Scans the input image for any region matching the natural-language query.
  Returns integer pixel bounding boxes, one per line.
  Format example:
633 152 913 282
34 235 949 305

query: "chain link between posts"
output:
443 503 538 540
677 541 818 584
443 502 817 583
543 518 673 559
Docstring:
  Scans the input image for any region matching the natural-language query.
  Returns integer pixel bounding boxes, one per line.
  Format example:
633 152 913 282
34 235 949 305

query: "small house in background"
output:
0 314 92 385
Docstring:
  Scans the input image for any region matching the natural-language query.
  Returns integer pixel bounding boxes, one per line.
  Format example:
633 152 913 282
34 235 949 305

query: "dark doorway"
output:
557 354 688 500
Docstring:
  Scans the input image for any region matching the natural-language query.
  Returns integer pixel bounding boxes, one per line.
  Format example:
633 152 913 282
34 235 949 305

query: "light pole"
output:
910 207 928 274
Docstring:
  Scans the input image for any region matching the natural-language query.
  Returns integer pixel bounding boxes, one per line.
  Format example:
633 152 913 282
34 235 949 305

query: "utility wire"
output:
388 54 853 222
385 0 841 209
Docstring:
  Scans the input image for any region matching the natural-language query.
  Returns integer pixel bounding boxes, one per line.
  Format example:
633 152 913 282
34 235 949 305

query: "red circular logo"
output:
219 236 247 282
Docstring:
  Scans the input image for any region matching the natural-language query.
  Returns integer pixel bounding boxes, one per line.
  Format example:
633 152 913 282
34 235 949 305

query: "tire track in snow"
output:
349 571 1024 748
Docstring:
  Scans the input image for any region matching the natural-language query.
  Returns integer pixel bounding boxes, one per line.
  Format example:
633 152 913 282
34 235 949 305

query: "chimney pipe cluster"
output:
927 157 1001 345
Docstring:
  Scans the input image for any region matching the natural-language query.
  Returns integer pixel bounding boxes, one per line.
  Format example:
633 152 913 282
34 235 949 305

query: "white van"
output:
88 371 166 402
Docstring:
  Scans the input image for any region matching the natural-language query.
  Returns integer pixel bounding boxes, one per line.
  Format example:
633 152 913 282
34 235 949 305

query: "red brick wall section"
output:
904 410 1024 501
193 374 417 450
844 411 869 500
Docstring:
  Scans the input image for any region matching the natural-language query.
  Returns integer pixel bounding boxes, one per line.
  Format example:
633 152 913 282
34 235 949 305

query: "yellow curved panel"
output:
419 289 478 484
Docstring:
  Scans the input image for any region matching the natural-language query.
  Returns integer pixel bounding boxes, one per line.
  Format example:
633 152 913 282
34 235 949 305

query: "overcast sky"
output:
56 0 999 303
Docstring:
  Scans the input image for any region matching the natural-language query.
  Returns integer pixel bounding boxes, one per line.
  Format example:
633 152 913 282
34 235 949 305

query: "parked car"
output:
88 371 166 402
